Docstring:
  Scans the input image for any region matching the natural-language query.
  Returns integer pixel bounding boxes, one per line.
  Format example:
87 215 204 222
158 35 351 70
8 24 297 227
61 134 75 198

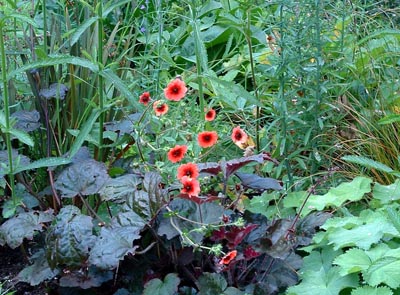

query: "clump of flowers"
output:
197 131 218 148
164 77 188 101
205 108 216 121
167 145 188 163
153 100 169 116
139 92 151 105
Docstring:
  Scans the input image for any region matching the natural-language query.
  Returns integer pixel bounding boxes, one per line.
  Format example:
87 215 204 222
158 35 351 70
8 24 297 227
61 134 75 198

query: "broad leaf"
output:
104 113 141 135
46 206 95 268
198 272 227 295
364 256 400 289
0 149 30 175
17 250 59 286
39 83 68 100
235 172 282 191
351 286 393 295
59 267 113 289
373 180 400 204
11 110 40 132
55 159 110 198
89 211 145 270
0 210 54 249
143 273 180 295
333 248 371 275
99 174 142 203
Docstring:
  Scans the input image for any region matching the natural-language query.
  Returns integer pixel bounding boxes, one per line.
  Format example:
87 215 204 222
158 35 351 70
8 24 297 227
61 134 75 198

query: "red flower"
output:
231 126 248 144
177 163 199 180
219 250 237 265
167 145 188 163
164 78 188 101
139 92 151 105
205 109 216 121
180 176 201 196
153 100 169 116
197 131 218 148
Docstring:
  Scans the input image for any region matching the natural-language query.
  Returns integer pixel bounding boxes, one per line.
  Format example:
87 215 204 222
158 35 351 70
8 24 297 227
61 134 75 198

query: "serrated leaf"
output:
11 110 40 132
39 83 69 100
333 248 371 275
351 286 393 295
364 256 400 288
55 159 110 198
0 149 31 175
198 272 227 295
99 174 142 203
342 155 394 173
9 128 34 146
89 211 145 269
143 273 180 295
0 210 54 249
373 180 400 204
46 206 95 267
17 250 59 286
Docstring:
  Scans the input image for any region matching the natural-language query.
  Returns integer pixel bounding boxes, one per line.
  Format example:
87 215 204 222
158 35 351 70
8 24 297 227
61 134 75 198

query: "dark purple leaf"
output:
235 172 282 191
59 267 113 289
197 162 222 175
104 113 141 135
11 110 40 132
39 83 68 100
224 224 258 249
224 153 279 179
55 159 110 198
0 210 54 249
0 149 30 176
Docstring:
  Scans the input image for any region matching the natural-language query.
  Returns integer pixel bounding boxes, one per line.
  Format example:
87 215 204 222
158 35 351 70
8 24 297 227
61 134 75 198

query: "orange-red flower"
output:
167 145 188 163
164 78 188 101
205 109 216 121
231 126 248 144
153 100 169 116
177 163 199 180
139 92 151 105
219 250 237 265
180 176 201 196
197 131 218 148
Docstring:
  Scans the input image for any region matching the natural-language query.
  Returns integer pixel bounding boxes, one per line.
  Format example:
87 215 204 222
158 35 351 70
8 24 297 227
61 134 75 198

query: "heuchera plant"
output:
0 76 329 295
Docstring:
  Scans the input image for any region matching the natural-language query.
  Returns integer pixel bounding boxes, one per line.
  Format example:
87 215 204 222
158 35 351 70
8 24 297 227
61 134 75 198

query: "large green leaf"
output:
373 180 400 204
284 177 372 217
364 256 400 289
46 206 95 268
351 286 393 295
0 210 54 249
143 273 180 295
333 248 371 275
89 211 145 270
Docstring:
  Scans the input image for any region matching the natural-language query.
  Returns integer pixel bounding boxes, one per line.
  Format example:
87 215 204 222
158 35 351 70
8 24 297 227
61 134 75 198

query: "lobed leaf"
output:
143 273 180 295
364 256 400 289
351 286 393 295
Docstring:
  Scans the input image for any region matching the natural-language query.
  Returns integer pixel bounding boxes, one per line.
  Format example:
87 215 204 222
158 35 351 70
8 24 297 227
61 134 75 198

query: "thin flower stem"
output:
97 0 105 161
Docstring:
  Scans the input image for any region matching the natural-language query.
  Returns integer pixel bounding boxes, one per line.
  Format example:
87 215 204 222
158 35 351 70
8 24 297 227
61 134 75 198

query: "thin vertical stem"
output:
0 23 16 201
97 0 104 161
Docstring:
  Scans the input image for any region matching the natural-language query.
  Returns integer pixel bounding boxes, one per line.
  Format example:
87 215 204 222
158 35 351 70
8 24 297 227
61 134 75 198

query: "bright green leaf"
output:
373 180 400 204
351 286 393 295
364 256 400 289
143 273 180 295
333 248 371 275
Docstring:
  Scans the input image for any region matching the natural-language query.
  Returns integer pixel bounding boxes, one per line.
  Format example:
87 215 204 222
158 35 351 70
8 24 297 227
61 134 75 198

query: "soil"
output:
0 246 50 295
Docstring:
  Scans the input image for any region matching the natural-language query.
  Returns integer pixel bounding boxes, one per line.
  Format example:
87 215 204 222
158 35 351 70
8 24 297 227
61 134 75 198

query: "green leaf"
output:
387 207 400 234
364 256 400 288
378 114 400 125
351 286 393 295
8 55 99 80
100 69 136 105
333 248 371 275
373 180 400 204
46 206 95 268
342 155 394 174
4 13 38 27
0 210 54 249
68 109 101 159
13 157 71 174
143 273 180 295
68 16 98 47
55 159 110 198
9 128 34 146
89 211 145 270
